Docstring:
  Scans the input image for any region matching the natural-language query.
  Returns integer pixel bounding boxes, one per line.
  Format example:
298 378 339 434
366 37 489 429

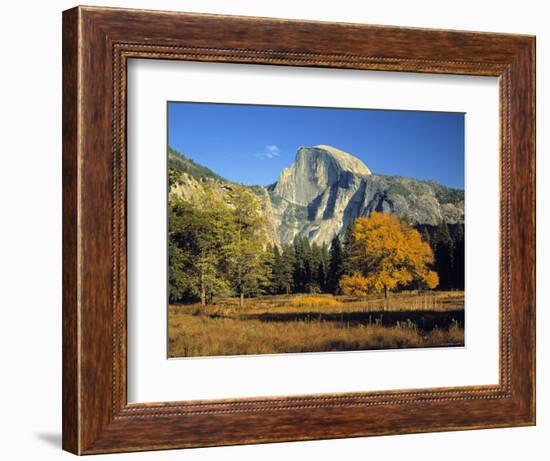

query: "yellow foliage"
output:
424 270 439 289
347 212 439 295
339 274 370 296
288 296 340 308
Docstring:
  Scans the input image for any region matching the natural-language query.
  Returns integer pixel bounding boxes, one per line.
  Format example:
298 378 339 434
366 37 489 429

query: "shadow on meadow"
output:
168 291 464 358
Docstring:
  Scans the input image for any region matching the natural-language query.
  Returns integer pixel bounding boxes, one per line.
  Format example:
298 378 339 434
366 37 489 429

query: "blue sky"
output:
168 102 464 189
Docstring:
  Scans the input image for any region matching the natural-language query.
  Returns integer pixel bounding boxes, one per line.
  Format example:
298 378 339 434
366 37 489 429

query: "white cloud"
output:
256 144 280 159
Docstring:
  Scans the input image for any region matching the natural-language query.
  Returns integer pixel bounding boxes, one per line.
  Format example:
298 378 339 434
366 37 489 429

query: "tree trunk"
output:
200 275 206 306
384 286 388 299
239 291 244 308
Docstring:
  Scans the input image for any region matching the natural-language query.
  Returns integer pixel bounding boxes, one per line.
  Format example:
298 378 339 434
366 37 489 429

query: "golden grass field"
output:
168 291 464 358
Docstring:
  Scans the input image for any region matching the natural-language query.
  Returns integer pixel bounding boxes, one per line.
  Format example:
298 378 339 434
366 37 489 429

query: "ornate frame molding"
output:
63 6 535 454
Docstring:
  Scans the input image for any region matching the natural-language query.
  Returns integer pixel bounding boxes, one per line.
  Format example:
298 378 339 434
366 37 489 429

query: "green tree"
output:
317 241 330 292
168 240 191 303
453 224 465 290
308 243 323 293
168 194 233 305
292 236 313 293
433 221 454 289
258 244 275 295
342 219 357 275
280 244 296 294
269 245 283 294
316 261 327 293
327 235 344 294
225 188 270 307
270 244 295 294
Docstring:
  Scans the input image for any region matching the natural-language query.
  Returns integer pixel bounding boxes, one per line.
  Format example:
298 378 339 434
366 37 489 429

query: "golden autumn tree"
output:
339 274 370 297
339 212 439 297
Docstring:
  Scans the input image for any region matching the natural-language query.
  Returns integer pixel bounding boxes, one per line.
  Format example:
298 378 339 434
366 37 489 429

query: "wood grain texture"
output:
62 5 536 455
62 7 80 454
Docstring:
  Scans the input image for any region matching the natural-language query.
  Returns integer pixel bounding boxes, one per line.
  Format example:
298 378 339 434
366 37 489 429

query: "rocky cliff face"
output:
272 145 372 205
265 145 463 246
169 146 464 248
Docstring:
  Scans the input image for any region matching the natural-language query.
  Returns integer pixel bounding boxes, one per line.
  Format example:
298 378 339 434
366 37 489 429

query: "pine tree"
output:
342 219 357 276
319 241 330 291
316 261 327 292
270 245 294 294
453 224 465 290
292 236 313 293
433 221 454 290
327 235 344 294
269 245 283 294
280 244 296 294
309 243 323 293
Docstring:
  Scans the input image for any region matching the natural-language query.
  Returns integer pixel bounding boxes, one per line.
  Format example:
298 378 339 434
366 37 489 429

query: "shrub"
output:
288 295 340 308
339 274 370 296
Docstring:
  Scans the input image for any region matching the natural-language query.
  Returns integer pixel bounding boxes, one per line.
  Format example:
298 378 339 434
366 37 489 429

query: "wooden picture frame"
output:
62 5 535 455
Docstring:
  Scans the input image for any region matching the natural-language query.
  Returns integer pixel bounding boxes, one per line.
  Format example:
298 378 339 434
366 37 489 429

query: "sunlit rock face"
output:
266 145 463 246
169 145 464 248
272 145 372 206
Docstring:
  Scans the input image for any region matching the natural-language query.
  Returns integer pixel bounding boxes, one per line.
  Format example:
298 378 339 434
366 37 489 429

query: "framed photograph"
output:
62 6 535 455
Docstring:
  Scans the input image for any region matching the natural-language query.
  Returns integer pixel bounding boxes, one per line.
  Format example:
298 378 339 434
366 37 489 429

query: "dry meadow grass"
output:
168 291 464 358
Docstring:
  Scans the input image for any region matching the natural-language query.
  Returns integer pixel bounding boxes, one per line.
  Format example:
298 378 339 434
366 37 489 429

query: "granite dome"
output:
169 146 464 247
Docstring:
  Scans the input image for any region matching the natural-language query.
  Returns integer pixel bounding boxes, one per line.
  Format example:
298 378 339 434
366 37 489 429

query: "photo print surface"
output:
167 102 465 358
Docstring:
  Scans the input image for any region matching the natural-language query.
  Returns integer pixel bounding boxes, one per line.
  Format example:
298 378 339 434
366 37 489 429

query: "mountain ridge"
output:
168 145 464 247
